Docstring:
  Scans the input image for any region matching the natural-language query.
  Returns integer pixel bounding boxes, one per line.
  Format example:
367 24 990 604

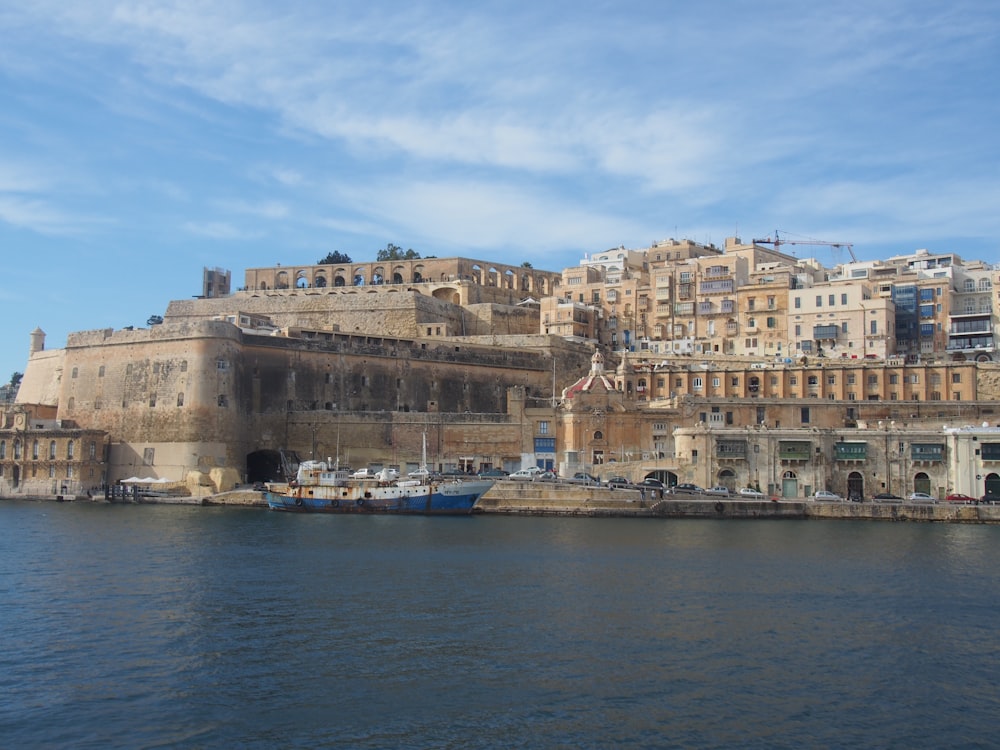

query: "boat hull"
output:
265 478 493 515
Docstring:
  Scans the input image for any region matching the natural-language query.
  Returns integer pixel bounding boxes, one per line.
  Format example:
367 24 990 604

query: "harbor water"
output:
2 500 999 749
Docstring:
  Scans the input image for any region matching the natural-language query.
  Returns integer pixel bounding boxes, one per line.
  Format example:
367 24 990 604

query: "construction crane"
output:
752 230 857 263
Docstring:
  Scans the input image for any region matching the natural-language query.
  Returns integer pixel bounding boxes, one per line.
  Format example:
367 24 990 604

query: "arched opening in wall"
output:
314 275 327 287
372 266 386 285
276 271 289 289
393 272 404 284
487 267 499 286
717 468 736 491
296 273 309 288
847 471 864 500
353 269 365 286
781 470 797 498
913 471 931 495
471 264 483 285
504 269 514 289
984 472 1000 499
334 275 346 286
520 273 530 292
246 449 284 483
259 282 268 290
413 270 424 282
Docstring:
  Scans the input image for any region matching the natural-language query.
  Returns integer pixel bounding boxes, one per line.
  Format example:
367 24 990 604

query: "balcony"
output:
813 324 840 340
778 441 811 461
834 442 868 461
714 440 747 460
910 444 943 462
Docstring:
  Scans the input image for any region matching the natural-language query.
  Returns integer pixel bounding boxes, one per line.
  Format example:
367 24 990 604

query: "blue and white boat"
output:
265 461 493 514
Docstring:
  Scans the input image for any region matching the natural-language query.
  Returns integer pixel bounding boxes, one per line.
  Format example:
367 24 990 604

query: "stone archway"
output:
913 472 931 495
847 471 864 500
984 473 1000 499
781 470 798 498
717 468 736 491
246 449 284 483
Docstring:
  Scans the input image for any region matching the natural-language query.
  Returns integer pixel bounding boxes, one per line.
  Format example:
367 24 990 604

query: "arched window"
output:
49 440 57 459
594 430 604 441
32 440 39 459
67 440 75 460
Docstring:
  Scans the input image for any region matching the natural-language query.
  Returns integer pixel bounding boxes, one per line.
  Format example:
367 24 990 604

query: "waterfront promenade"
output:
192 482 1000 523
9 482 999 522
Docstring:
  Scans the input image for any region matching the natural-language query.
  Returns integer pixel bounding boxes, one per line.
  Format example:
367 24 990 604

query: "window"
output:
767 317 777 328
829 295 835 306
868 375 878 385
218 395 228 407
841 293 848 305
177 393 184 407
870 320 877 335
538 421 549 435
712 377 720 388
800 407 810 424
143 447 155 465
828 375 836 385
72 367 78 378
32 440 39 459
67 440 74 459
841 322 848 333
99 365 105 377
816 296 822 307
952 373 962 384
794 297 801 309
748 298 756 311
693 377 703 389
49 440 57 459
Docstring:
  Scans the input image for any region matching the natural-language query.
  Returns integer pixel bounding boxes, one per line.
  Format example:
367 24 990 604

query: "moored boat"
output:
265 461 493 514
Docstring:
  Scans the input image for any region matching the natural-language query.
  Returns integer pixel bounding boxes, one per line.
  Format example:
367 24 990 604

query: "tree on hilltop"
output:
376 243 421 261
318 251 352 264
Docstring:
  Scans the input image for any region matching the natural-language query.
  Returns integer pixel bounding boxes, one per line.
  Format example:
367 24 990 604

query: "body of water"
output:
2 501 998 748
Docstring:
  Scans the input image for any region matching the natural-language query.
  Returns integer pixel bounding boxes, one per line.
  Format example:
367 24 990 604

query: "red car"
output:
945 493 976 504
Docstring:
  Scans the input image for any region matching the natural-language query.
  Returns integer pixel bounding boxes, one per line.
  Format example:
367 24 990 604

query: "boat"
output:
265 461 494 514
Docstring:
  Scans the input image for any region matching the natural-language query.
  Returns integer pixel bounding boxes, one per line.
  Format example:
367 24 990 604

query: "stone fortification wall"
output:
463 303 540 336
17 348 65 407
42 317 585 485
163 287 530 340
977 363 1000 401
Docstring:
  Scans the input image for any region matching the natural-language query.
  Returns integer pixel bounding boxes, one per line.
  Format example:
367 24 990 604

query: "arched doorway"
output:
913 472 931 495
984 473 1000 499
781 470 797 498
718 468 736 491
847 471 864 501
246 450 285 483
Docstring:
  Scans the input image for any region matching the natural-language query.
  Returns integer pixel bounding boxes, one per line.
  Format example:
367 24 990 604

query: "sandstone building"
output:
6 247 1000 501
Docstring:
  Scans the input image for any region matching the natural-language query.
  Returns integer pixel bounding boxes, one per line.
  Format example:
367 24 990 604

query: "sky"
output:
2 1 999 381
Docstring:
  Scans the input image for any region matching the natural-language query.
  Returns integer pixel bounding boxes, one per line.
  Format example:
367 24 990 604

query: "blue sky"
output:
2 1 999 381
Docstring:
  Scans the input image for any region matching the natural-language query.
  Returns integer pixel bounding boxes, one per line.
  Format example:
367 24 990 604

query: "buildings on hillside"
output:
4 243 1000 501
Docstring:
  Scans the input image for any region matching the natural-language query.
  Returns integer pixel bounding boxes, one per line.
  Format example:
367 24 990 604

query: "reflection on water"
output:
2 503 999 749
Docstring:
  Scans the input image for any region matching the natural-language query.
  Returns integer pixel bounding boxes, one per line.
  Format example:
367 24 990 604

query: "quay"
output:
474 483 1000 523
22 483 996 523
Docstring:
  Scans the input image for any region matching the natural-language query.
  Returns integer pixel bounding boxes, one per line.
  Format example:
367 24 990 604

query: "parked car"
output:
873 492 903 502
813 490 843 501
908 492 936 503
566 472 601 486
638 478 665 491
981 494 999 505
704 486 732 497
945 493 976 504
607 476 634 489
537 471 559 482
509 468 541 481
668 483 703 495
351 467 374 478
478 468 509 478
738 487 765 499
